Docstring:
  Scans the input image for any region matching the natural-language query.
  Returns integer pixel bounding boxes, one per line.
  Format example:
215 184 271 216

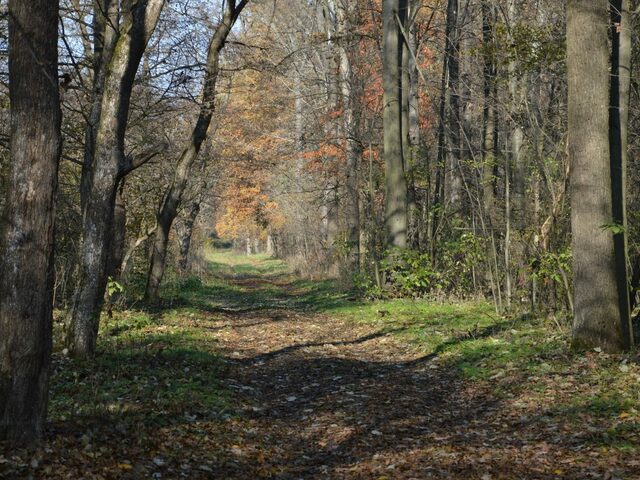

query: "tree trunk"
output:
266 234 275 256
145 1 248 303
337 3 362 276
0 0 61 444
431 3 452 251
446 0 462 211
383 0 408 248
68 0 165 357
177 200 201 272
508 0 526 228
608 0 632 342
481 0 496 220
106 180 127 281
80 0 119 211
568 0 631 352
407 4 421 248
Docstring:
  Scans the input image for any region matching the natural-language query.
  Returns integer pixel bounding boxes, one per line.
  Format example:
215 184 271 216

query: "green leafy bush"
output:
376 233 486 298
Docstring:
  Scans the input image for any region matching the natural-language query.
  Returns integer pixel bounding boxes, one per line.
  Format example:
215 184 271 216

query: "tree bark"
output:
445 0 462 211
608 0 632 342
0 0 61 444
68 0 165 357
481 0 496 220
507 0 526 228
106 179 127 281
145 1 248 303
337 2 362 276
383 0 408 248
177 200 201 272
568 0 631 352
81 0 119 211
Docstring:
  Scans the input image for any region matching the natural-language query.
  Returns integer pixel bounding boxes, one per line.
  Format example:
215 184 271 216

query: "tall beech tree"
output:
145 0 249 303
67 0 166 357
568 0 632 352
0 0 61 443
383 0 408 248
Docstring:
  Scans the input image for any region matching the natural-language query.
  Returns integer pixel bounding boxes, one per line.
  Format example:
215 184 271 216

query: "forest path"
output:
204 257 477 479
2 251 633 479
188 251 617 479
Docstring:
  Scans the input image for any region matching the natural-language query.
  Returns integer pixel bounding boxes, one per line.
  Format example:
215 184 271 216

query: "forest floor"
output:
2 250 640 479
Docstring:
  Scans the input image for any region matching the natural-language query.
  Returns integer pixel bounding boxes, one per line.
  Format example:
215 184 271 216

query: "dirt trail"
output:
1 268 633 479
199 275 621 479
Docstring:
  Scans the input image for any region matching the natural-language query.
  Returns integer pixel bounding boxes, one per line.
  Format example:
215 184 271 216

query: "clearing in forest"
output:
1 250 639 479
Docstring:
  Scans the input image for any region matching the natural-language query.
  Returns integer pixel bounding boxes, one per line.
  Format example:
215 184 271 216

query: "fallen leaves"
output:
3 260 640 479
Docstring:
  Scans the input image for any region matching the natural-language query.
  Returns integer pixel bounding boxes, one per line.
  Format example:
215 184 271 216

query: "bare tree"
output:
67 0 166 357
145 0 249 303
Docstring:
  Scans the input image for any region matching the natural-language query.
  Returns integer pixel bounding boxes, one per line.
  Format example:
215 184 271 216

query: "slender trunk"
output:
481 0 496 220
505 143 512 309
266 234 275 256
568 0 631 352
0 0 61 444
120 224 157 277
337 3 362 276
400 5 417 247
431 6 451 251
608 0 632 342
508 0 526 227
177 200 201 272
446 0 462 211
106 180 127 281
407 9 421 248
383 0 408 248
295 71 305 171
145 1 248 303
319 1 340 247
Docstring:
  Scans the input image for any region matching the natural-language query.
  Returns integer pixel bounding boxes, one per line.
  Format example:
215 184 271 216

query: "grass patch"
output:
295 264 640 453
51 288 230 427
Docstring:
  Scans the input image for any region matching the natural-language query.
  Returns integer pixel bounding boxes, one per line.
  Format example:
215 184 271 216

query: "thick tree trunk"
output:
145 1 248 303
68 0 165 358
383 0 408 248
568 0 631 352
0 0 61 444
400 5 418 248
